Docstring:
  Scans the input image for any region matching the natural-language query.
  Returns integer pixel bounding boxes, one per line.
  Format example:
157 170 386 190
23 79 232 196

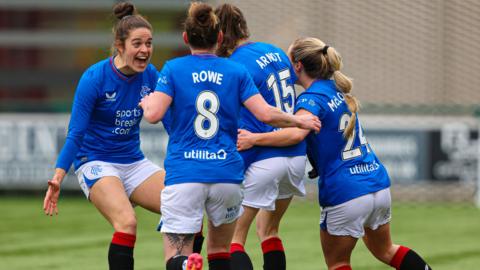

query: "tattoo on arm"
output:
165 233 195 255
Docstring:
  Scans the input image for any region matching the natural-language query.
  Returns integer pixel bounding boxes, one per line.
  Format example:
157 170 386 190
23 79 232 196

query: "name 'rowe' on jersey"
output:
155 54 259 186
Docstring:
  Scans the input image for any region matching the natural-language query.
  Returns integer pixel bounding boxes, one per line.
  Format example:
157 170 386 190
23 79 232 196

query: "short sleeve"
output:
155 63 174 97
239 67 259 103
295 92 327 119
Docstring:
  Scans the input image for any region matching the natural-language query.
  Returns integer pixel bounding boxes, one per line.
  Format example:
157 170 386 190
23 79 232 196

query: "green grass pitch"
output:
1 196 479 269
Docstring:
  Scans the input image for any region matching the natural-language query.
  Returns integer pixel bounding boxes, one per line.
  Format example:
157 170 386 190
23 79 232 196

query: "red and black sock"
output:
166 255 188 270
108 232 136 270
261 237 286 270
230 243 253 270
389 246 432 270
334 265 352 270
208 252 231 270
193 226 205 254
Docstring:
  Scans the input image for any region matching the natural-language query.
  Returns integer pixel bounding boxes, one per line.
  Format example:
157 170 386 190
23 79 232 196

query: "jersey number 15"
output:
267 69 295 114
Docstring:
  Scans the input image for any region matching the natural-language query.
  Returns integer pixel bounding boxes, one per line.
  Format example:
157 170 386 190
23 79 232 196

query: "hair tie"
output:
121 15 133 20
321 45 329 55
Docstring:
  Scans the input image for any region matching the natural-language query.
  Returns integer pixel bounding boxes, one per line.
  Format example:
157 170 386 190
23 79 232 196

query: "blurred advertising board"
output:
0 114 478 190
0 114 167 190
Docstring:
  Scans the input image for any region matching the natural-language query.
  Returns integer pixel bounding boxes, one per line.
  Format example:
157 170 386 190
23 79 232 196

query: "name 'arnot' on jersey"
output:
255 52 283 69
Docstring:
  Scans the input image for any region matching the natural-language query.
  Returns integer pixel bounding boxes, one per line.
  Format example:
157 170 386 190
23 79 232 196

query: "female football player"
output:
139 3 320 270
215 4 307 270
236 37 432 270
44 2 165 269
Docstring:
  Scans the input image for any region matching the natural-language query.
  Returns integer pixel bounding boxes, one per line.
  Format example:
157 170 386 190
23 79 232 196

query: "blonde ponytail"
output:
333 70 357 139
289 37 358 139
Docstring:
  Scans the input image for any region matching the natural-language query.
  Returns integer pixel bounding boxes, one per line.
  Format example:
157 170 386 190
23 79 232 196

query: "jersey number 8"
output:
194 90 220 139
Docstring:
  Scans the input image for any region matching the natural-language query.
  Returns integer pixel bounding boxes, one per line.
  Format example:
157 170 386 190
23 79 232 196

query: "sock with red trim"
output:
108 232 136 270
334 265 352 270
389 246 432 270
208 252 231 270
230 243 253 270
261 237 286 270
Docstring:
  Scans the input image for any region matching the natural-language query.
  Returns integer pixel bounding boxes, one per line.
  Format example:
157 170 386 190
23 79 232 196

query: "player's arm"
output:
237 109 312 151
45 71 97 216
140 91 172 124
243 94 321 132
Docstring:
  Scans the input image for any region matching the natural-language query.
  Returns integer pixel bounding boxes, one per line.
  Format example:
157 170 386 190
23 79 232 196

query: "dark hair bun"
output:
113 2 136 20
189 2 216 27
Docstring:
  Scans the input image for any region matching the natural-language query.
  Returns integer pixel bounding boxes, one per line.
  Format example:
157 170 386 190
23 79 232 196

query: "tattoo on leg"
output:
166 233 195 255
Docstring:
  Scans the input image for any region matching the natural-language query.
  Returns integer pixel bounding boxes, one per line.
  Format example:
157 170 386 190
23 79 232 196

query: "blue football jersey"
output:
155 54 259 186
230 42 306 168
295 80 390 207
56 57 158 171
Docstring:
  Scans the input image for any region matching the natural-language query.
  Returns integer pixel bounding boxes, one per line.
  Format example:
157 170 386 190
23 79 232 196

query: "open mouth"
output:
135 56 149 66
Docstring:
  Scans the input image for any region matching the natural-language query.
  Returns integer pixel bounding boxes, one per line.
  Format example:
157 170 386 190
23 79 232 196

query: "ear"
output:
217 30 224 46
294 61 303 73
182 32 189 45
115 41 124 55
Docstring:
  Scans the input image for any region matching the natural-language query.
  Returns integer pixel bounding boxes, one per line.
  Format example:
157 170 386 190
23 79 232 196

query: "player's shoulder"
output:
298 82 333 102
145 63 158 74
82 58 110 81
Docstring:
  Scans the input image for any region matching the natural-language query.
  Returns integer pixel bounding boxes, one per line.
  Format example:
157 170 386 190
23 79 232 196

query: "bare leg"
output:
90 176 137 234
130 170 165 213
163 233 195 261
320 229 358 270
231 205 259 245
362 223 399 264
89 177 138 270
256 197 292 241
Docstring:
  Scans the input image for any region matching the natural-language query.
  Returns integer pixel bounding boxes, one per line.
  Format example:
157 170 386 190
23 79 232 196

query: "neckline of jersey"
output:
109 57 139 82
191 53 218 58
232 41 255 55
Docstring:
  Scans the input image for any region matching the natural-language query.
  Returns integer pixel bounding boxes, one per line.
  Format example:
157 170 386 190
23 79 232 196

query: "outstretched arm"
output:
243 94 321 132
237 109 315 151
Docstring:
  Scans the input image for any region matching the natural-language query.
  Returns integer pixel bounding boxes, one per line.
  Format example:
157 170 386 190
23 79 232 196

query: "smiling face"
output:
116 27 153 74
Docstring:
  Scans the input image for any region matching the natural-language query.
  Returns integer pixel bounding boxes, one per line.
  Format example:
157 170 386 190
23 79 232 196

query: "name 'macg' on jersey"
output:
155 54 259 186
295 80 390 207
230 42 306 169
55 57 158 171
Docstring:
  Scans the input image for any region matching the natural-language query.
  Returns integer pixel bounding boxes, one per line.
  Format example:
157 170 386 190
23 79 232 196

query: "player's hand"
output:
43 175 62 216
237 129 255 151
296 114 321 132
138 92 151 109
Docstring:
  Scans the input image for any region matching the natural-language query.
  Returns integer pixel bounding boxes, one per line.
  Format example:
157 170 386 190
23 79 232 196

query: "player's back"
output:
156 54 258 185
231 42 296 131
230 42 305 167
296 80 390 206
